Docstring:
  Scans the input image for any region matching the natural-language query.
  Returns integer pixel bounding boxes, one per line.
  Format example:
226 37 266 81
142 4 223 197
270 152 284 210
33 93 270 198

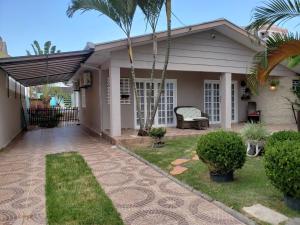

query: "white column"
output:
109 66 121 137
220 72 232 129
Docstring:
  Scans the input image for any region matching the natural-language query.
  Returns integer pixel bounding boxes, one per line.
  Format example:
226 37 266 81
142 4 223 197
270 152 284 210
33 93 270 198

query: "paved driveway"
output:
0 126 245 225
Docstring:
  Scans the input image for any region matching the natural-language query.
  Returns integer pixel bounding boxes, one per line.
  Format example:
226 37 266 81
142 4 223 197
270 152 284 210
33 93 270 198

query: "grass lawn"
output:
46 152 124 225
132 136 300 220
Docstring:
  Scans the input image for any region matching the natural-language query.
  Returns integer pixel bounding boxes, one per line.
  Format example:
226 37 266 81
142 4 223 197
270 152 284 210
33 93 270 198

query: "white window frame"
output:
204 80 238 124
133 78 177 129
107 77 131 104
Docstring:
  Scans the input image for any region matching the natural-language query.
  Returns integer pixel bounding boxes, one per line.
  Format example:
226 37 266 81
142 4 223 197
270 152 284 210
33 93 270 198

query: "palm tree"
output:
137 0 165 131
246 0 300 91
67 0 146 134
26 40 61 55
148 0 172 130
67 0 172 136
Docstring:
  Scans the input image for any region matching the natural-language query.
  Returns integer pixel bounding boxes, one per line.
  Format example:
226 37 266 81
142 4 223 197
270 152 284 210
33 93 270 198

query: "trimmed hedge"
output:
266 131 300 147
264 141 300 198
196 131 246 175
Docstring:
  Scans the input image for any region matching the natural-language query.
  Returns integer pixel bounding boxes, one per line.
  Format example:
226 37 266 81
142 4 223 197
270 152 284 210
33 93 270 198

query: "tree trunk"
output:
297 110 300 132
145 34 157 132
148 0 172 129
127 37 147 136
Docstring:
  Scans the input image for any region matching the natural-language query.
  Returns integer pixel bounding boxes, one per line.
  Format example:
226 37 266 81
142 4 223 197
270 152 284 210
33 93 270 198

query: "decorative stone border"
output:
117 144 257 225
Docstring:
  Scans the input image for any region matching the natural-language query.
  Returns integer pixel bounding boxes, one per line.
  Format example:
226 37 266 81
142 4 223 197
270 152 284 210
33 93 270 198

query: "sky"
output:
0 0 298 57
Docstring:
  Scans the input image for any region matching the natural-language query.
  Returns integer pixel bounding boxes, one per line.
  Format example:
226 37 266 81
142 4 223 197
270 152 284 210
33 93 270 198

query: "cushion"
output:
176 107 202 119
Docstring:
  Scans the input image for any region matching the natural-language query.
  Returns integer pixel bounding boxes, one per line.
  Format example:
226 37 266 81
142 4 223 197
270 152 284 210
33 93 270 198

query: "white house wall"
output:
111 30 294 76
0 69 25 149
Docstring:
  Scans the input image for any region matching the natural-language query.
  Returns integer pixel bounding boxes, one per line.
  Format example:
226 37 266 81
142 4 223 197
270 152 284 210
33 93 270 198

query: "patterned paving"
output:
0 126 245 225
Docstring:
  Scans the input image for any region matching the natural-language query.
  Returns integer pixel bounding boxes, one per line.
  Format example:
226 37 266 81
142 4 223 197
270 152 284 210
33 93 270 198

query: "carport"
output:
0 50 93 149
0 50 93 87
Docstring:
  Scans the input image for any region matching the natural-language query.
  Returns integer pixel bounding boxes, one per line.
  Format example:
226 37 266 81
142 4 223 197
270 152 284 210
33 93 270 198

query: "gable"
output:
110 30 294 76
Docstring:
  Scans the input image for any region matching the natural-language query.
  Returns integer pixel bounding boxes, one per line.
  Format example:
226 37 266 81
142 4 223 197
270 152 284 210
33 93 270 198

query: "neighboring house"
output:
72 19 299 137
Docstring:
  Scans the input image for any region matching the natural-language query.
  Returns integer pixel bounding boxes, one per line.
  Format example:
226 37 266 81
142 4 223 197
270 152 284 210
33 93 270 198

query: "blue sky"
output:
0 0 297 56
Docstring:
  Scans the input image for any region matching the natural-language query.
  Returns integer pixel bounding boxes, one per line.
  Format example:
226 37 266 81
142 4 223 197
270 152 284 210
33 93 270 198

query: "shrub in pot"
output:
240 123 269 157
149 127 167 148
264 141 300 211
196 131 246 182
266 130 300 147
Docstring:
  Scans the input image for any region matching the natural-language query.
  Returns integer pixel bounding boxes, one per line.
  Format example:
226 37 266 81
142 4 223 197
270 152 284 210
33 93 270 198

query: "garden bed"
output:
131 136 300 219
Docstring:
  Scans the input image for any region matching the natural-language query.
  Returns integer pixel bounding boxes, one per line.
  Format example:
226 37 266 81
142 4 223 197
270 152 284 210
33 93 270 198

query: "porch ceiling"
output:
0 50 93 87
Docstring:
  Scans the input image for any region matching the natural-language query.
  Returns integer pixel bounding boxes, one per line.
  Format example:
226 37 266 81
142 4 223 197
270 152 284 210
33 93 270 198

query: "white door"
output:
134 79 177 128
204 81 220 123
204 80 238 124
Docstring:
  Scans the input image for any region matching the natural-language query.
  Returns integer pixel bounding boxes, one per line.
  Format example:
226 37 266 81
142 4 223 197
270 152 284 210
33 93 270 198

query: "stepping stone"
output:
243 204 288 225
170 166 188 175
286 218 300 225
171 158 190 166
192 155 199 161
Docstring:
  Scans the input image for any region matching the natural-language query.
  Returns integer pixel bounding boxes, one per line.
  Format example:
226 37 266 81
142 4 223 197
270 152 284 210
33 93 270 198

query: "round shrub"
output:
196 131 246 175
264 141 300 198
266 131 300 147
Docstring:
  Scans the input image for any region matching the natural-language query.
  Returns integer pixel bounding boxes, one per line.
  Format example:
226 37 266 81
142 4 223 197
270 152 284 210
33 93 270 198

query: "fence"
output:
27 107 79 126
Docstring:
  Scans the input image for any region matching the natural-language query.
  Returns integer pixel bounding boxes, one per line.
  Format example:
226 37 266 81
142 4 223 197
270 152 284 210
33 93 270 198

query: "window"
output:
81 88 86 108
292 80 300 91
107 78 131 104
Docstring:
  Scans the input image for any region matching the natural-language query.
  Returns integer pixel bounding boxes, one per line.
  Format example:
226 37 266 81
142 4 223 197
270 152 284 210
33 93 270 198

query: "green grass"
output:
132 137 300 219
46 152 124 225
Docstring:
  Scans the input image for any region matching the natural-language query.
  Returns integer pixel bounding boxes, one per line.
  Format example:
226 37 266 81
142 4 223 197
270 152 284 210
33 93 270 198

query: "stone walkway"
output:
0 126 245 225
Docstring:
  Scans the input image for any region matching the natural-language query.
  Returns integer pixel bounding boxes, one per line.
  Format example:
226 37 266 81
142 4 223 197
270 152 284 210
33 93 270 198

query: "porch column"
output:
220 72 232 129
109 66 121 137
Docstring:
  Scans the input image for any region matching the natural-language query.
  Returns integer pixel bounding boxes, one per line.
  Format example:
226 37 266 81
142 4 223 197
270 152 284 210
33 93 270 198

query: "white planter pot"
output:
246 141 264 157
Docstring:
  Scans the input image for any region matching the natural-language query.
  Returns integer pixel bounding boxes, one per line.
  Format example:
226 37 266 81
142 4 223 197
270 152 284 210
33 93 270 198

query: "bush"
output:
264 141 300 198
149 127 166 139
240 123 269 142
197 131 246 175
266 131 300 147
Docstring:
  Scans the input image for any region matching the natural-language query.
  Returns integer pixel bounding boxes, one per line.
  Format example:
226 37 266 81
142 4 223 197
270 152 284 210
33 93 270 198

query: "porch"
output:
100 68 249 138
111 123 298 147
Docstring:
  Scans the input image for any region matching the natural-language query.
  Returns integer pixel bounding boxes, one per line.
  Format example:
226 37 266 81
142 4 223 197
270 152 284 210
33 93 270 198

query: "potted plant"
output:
264 140 300 211
149 127 167 148
240 123 269 157
269 79 280 91
196 131 246 182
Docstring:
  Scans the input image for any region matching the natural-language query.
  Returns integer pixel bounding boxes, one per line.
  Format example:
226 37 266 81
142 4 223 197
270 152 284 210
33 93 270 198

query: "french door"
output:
134 79 177 128
204 80 237 124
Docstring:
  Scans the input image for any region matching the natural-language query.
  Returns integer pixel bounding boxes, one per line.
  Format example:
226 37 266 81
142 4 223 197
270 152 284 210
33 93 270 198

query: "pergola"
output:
0 50 93 87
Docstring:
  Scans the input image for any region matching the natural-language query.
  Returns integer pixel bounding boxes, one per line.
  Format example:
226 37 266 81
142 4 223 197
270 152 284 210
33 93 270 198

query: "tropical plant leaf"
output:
67 0 137 36
246 0 300 32
247 32 300 92
44 41 51 55
288 54 300 67
137 0 164 30
33 40 43 55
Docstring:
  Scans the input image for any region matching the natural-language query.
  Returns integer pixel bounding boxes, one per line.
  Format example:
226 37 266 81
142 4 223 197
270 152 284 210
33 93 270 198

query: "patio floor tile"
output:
0 126 246 225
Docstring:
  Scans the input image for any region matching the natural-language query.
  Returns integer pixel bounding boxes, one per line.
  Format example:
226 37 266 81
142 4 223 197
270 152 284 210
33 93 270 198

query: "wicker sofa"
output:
174 106 209 130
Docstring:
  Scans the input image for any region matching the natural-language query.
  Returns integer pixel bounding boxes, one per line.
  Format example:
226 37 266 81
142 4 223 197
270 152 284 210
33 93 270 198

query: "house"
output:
0 19 299 143
71 19 299 137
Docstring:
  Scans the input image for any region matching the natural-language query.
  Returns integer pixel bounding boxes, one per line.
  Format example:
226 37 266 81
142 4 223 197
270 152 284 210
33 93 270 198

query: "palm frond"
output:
67 0 137 36
138 0 164 30
288 54 300 67
44 41 51 55
50 45 57 54
33 40 43 55
247 32 300 92
246 0 300 32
